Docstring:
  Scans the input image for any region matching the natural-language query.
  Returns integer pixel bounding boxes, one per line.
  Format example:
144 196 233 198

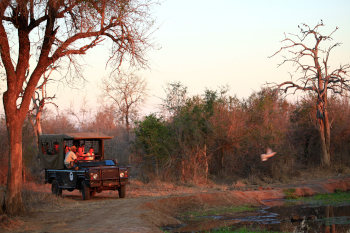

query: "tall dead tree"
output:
269 22 350 166
0 0 157 214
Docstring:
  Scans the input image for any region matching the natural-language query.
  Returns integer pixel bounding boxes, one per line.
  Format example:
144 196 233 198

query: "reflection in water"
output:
323 205 335 233
163 203 350 233
268 204 350 233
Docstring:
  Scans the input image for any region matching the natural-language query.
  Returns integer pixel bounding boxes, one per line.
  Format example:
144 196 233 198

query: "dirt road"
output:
2 175 350 233
2 192 167 233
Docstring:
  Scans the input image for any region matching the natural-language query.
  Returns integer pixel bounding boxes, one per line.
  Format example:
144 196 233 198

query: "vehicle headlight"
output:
120 172 125 178
88 171 99 179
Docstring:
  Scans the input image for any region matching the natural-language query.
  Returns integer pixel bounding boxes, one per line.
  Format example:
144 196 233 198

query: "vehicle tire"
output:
90 191 96 197
51 179 62 197
118 185 126 198
81 180 90 200
51 179 56 195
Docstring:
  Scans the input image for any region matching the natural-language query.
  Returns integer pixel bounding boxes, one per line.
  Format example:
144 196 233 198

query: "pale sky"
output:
2 0 350 118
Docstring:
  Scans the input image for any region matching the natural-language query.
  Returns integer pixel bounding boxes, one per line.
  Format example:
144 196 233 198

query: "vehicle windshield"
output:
77 159 116 167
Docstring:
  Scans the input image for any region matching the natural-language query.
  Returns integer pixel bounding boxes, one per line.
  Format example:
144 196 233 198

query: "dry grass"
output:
0 182 88 231
0 182 78 215
0 216 24 231
22 190 71 213
21 182 75 212
126 179 230 198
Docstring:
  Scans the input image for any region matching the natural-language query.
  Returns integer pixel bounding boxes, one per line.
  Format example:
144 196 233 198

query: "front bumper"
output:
88 178 130 187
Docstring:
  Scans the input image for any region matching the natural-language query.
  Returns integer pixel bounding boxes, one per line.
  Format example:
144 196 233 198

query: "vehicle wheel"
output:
51 179 62 197
118 185 126 198
81 180 90 200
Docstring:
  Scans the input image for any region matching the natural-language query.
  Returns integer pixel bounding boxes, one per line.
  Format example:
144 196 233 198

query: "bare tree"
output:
27 68 58 148
269 22 350 166
161 81 188 117
0 0 157 214
66 96 93 132
101 70 148 134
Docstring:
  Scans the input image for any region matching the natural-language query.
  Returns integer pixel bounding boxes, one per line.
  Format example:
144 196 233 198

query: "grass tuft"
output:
296 191 350 206
22 189 71 212
283 188 298 199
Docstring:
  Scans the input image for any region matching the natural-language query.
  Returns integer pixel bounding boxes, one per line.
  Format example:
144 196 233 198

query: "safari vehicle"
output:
39 133 130 200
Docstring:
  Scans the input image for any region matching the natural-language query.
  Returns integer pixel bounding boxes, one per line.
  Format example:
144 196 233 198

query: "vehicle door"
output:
60 170 79 188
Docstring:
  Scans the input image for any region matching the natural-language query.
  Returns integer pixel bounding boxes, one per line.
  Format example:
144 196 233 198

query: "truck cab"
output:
39 133 130 200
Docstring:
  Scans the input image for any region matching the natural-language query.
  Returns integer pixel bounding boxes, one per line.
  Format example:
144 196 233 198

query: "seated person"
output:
53 143 59 154
76 146 85 160
85 147 95 161
82 144 86 154
64 145 70 154
64 146 77 168
42 145 47 155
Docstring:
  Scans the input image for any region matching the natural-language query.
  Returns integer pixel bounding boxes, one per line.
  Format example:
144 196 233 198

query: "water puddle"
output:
161 199 350 232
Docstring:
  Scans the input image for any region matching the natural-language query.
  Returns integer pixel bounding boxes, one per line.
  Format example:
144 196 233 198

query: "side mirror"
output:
114 159 118 166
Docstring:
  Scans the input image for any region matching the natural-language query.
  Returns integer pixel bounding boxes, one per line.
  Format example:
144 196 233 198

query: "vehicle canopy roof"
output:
40 132 114 141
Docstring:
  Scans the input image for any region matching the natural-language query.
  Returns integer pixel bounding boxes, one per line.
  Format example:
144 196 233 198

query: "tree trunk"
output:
318 102 331 166
28 114 39 151
324 110 331 164
155 158 159 178
193 155 197 184
29 110 43 152
204 144 208 182
3 72 37 214
181 159 185 183
36 111 42 136
5 119 25 214
125 109 130 142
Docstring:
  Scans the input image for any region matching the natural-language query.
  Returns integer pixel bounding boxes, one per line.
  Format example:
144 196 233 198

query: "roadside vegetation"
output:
287 190 350 206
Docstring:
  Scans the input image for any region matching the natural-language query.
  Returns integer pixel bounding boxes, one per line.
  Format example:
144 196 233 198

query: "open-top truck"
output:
39 133 130 200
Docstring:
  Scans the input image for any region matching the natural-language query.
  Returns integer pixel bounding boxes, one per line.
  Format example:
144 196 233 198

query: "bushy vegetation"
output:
291 190 350 206
133 83 350 184
1 83 350 186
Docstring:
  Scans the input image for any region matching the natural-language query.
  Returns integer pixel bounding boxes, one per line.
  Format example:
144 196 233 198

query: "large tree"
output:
0 0 157 214
270 22 350 166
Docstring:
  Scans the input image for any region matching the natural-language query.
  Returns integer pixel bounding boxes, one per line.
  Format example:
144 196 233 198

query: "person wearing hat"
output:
64 145 77 168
